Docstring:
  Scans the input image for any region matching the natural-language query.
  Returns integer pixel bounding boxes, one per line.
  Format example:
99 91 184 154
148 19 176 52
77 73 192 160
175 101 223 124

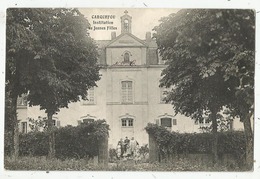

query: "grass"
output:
4 156 245 171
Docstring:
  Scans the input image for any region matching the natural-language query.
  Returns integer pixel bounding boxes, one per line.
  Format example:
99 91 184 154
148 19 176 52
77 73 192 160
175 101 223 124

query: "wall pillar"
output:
149 134 159 163
98 135 109 166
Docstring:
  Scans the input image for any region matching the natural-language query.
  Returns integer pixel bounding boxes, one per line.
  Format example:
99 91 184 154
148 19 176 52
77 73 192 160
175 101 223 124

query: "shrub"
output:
15 119 109 159
55 120 109 159
139 144 149 159
108 148 117 162
4 131 12 156
19 131 48 156
145 123 246 161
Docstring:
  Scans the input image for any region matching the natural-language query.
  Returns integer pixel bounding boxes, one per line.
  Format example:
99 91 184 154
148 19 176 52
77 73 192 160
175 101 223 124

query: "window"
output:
21 122 27 133
78 115 96 125
128 118 133 126
122 119 127 126
121 118 133 127
124 52 130 63
43 120 56 127
196 118 210 127
78 119 94 125
160 87 168 103
83 118 94 124
161 118 172 127
160 118 177 129
83 87 95 105
122 81 133 103
17 94 27 106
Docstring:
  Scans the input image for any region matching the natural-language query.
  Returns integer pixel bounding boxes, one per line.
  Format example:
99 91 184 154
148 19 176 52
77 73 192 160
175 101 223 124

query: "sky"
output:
79 8 179 40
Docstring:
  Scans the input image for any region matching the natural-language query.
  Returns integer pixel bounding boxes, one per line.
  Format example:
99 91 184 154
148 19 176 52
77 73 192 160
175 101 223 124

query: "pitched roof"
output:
105 32 147 47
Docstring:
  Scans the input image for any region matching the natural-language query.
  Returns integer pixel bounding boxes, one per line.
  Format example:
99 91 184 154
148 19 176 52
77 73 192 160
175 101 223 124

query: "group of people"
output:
116 137 140 160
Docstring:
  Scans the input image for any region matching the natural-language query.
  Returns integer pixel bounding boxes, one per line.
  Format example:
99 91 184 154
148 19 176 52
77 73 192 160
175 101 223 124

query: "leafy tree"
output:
154 9 254 166
6 8 100 158
6 8 40 159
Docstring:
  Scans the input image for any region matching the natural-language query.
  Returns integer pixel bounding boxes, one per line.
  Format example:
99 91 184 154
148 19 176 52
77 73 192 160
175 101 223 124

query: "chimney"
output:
111 32 116 40
146 32 151 42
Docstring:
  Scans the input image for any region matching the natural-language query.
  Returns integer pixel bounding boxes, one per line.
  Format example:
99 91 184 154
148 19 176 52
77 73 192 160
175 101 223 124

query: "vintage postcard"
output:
1 0 260 179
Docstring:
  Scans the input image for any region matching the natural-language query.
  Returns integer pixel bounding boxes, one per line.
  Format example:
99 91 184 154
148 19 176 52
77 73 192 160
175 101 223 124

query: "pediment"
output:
106 33 147 47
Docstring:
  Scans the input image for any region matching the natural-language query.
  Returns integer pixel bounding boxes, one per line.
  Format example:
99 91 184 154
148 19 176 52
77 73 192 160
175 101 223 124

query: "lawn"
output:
4 156 243 171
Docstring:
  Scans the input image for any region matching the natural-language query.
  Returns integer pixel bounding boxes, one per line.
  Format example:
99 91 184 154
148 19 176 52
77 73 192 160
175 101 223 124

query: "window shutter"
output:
156 119 160 125
172 119 177 125
57 120 61 127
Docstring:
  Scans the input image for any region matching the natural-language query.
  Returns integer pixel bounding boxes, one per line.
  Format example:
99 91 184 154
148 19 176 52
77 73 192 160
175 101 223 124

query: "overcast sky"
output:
79 8 179 40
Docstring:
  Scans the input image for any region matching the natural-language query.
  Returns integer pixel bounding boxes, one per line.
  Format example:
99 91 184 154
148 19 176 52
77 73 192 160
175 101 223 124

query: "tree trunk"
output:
47 112 55 158
10 94 19 159
243 112 253 170
211 110 218 164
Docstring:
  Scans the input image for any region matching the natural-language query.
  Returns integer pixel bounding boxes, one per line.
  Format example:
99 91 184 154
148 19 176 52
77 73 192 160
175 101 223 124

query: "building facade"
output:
16 11 244 148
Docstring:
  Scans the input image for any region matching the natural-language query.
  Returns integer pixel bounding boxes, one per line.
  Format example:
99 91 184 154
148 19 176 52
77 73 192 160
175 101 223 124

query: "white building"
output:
16 11 244 148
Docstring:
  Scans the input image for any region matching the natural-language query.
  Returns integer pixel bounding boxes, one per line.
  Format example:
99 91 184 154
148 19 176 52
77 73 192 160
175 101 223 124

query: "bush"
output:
139 144 149 159
19 131 48 156
108 148 117 162
4 131 12 156
145 123 246 161
14 119 109 159
56 120 109 159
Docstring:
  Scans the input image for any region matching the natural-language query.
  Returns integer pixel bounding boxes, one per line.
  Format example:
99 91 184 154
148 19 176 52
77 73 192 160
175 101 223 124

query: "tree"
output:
154 9 254 166
6 8 100 158
6 8 41 159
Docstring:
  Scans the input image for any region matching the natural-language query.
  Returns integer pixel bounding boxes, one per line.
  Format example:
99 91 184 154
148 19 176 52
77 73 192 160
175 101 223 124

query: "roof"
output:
105 32 147 47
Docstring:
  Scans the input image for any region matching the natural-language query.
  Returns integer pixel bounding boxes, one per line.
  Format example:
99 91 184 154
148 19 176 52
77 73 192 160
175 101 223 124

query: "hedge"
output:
5 119 109 159
145 123 246 161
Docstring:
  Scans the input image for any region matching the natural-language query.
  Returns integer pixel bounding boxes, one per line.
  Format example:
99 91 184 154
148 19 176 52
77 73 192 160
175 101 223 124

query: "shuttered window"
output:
161 118 172 127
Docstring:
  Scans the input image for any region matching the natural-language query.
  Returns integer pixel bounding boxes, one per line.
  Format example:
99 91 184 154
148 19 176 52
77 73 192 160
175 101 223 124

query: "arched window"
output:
124 52 130 63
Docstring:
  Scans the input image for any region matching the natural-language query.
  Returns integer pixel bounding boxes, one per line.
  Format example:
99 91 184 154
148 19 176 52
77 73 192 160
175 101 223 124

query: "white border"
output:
0 0 259 179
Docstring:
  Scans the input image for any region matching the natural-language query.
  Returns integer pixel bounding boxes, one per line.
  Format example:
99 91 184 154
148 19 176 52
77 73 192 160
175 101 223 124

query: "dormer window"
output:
124 52 130 63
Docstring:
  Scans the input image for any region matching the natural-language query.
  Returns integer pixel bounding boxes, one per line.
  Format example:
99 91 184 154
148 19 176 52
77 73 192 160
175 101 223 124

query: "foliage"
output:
109 148 117 162
28 117 48 132
6 8 101 157
139 144 149 158
145 123 246 161
19 132 49 156
5 156 245 171
55 120 109 159
4 131 13 156
153 9 254 165
6 8 100 114
4 120 109 159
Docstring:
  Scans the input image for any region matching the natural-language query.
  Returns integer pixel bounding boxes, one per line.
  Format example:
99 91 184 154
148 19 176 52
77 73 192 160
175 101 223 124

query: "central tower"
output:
121 10 132 34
